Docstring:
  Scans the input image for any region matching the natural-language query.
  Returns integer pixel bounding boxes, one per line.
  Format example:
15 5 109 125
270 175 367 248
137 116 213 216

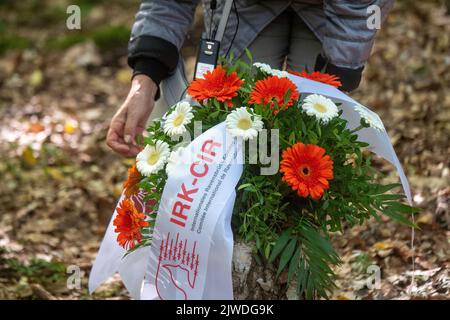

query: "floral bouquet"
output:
90 54 418 300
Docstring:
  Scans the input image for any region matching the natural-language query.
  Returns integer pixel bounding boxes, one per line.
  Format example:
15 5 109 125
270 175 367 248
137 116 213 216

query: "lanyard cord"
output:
225 0 239 58
209 0 217 40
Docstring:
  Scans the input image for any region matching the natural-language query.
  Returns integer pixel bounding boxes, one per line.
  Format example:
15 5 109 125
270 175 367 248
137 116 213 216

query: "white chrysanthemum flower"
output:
253 62 272 74
136 141 170 176
165 146 186 176
226 107 264 140
302 94 339 123
163 101 194 136
253 62 288 78
271 69 289 78
354 104 385 132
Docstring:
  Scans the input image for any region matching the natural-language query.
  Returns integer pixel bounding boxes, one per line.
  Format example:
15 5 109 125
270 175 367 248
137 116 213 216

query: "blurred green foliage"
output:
47 25 131 50
0 35 30 54
0 247 67 286
0 0 135 54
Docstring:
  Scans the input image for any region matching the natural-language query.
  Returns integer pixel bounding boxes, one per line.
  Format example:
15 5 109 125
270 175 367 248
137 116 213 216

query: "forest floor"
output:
0 0 448 299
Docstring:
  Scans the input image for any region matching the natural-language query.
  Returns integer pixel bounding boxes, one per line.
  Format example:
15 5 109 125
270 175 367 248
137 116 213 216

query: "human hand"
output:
106 74 157 157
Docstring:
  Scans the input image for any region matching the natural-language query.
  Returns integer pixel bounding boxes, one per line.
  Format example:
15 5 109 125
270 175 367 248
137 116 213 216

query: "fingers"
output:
106 113 134 156
123 107 140 147
123 98 153 150
136 117 148 136
107 132 142 157
106 116 129 154
127 144 142 157
107 77 155 157
107 130 141 157
106 131 129 154
107 111 144 157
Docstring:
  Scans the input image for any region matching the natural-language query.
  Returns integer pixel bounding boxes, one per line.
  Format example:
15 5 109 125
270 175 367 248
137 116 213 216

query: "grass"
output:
0 247 67 287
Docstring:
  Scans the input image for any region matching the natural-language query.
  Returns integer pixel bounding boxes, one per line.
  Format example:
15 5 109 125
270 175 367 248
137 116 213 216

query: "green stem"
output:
279 135 291 146
350 125 364 133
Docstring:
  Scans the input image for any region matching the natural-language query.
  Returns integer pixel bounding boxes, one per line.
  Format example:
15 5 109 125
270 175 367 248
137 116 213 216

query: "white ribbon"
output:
88 193 152 299
141 122 243 299
89 77 411 299
89 122 242 299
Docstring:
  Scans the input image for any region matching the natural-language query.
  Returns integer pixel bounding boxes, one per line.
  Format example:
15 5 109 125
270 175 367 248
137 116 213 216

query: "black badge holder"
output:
193 0 234 79
161 0 234 106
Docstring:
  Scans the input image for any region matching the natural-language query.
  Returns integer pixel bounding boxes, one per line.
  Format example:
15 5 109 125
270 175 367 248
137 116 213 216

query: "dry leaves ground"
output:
0 0 448 300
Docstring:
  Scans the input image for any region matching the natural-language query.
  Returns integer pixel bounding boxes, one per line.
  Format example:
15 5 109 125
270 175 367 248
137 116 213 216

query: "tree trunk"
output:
231 241 299 299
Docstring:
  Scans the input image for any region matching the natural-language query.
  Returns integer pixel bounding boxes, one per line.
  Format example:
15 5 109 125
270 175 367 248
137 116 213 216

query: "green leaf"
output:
237 183 253 190
276 238 297 277
209 110 220 118
376 194 406 201
264 243 271 259
293 219 340 299
255 233 261 249
316 121 322 137
254 254 263 266
374 183 402 194
284 88 292 106
287 247 300 283
288 131 296 144
384 201 420 214
383 208 417 227
268 229 291 263
297 260 307 296
245 48 253 64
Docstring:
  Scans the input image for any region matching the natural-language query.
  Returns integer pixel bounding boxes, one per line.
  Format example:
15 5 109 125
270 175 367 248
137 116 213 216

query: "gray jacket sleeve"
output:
128 0 199 87
322 0 394 69
315 0 394 91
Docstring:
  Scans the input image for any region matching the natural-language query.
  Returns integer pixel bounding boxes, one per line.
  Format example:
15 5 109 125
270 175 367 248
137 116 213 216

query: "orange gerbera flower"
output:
248 76 299 114
113 198 149 249
187 65 243 107
288 70 342 88
123 163 142 198
280 142 333 200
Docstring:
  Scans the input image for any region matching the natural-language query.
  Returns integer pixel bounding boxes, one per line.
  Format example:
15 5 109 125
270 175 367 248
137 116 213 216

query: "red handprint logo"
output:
155 232 200 300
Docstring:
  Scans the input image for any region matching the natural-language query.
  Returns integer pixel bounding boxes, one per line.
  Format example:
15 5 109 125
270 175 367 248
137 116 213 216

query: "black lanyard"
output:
193 0 234 79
